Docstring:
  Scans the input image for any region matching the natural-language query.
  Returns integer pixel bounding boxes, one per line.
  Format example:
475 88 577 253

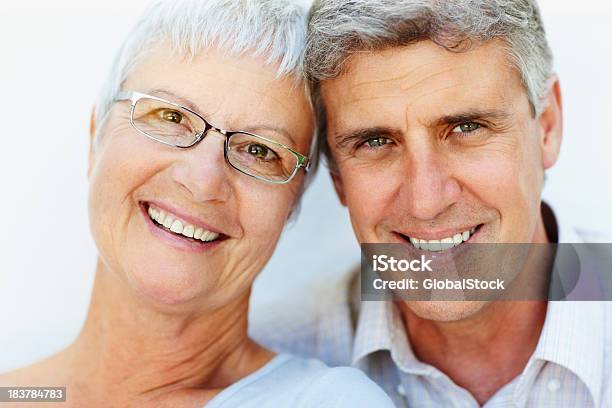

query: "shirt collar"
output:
352 300 432 376
352 300 391 364
529 301 605 406
537 204 606 406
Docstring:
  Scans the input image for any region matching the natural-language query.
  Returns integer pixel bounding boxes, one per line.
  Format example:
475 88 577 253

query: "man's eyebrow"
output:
334 126 401 149
432 109 511 127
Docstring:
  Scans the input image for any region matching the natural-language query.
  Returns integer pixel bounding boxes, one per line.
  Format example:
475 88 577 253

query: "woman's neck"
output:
64 260 272 405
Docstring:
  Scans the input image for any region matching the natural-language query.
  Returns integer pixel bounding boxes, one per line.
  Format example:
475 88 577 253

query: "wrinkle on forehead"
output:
122 45 312 151
323 41 526 135
328 39 519 105
341 65 495 108
349 65 458 98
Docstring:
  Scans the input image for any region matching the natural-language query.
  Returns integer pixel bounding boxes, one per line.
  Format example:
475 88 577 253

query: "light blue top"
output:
204 354 394 407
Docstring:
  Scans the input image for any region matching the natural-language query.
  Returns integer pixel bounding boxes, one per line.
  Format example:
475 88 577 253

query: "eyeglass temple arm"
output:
114 90 142 103
293 151 311 172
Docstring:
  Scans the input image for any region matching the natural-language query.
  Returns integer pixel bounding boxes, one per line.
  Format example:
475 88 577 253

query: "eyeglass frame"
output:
113 90 311 184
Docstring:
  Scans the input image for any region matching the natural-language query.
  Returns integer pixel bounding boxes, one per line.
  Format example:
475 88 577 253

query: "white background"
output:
1 0 611 372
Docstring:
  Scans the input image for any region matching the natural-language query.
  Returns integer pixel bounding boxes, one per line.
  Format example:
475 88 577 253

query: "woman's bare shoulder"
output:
0 351 68 386
0 363 49 386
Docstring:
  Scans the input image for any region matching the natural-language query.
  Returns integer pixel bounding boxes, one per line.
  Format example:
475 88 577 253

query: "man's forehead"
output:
321 39 525 120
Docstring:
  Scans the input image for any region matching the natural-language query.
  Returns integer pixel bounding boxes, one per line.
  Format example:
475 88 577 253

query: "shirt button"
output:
397 384 406 396
547 379 561 392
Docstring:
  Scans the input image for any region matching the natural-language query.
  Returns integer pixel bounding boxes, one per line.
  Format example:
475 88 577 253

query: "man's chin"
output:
402 300 489 322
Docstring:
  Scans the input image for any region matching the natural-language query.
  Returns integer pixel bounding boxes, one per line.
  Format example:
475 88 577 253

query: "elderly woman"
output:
0 1 394 407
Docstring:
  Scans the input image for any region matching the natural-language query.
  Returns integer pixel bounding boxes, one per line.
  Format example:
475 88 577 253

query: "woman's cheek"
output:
87 134 151 266
240 186 293 246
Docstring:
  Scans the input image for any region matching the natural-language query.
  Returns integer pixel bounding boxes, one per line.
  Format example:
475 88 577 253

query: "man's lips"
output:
395 224 484 251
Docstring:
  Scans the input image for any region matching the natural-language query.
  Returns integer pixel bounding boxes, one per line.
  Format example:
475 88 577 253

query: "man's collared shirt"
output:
349 299 608 407
251 204 612 407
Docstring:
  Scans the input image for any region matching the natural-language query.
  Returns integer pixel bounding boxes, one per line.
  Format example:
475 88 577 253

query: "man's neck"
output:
398 214 552 405
61 260 272 406
400 300 547 405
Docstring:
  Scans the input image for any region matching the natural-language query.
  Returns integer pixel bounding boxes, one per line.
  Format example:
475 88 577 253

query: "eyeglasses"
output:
113 91 310 184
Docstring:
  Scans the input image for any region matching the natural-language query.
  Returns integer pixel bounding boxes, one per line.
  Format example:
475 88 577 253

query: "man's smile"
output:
396 224 483 252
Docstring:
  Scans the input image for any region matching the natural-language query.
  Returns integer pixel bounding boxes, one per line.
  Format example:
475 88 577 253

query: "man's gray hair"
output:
93 0 319 203
305 0 554 167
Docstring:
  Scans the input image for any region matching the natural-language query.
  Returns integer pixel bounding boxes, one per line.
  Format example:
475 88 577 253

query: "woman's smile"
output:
140 201 229 252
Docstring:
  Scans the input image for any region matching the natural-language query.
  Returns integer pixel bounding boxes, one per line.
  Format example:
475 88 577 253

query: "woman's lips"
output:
144 201 224 236
139 202 226 252
146 204 221 242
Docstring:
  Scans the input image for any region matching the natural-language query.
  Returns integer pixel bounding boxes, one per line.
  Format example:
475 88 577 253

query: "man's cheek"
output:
343 174 391 239
459 153 518 192
345 171 391 209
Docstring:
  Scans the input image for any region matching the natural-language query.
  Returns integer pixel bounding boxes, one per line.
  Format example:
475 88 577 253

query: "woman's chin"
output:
125 264 211 307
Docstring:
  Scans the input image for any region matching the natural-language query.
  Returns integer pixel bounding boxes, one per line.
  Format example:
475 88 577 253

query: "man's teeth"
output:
147 206 220 242
408 228 476 251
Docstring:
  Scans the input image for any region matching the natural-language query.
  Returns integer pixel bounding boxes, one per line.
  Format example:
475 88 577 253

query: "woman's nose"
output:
171 130 232 203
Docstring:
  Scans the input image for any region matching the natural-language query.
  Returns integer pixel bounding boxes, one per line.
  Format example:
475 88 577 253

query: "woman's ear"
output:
88 105 96 178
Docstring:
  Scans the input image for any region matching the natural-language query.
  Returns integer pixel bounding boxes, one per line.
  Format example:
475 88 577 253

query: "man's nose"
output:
398 143 461 221
171 130 232 203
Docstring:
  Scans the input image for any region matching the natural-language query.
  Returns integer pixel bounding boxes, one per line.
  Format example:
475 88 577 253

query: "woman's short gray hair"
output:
96 0 311 126
93 0 319 202
305 0 554 167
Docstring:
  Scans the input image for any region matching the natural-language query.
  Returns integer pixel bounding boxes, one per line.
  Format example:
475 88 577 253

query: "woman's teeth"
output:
147 206 219 242
407 228 477 251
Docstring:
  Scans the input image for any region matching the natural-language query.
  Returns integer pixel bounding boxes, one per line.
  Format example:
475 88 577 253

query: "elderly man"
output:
252 0 612 406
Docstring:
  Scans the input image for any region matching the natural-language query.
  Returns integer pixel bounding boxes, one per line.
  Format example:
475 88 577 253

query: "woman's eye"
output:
365 137 391 148
452 122 481 133
161 110 183 124
247 143 272 159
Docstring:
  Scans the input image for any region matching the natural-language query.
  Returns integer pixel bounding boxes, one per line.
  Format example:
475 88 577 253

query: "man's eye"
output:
365 137 391 148
161 110 183 124
452 122 481 133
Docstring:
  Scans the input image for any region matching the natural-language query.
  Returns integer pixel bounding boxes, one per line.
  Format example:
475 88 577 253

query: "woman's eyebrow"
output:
147 88 204 114
240 125 297 146
146 88 298 146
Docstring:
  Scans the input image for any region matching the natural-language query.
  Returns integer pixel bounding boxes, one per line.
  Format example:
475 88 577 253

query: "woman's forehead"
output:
122 46 314 150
